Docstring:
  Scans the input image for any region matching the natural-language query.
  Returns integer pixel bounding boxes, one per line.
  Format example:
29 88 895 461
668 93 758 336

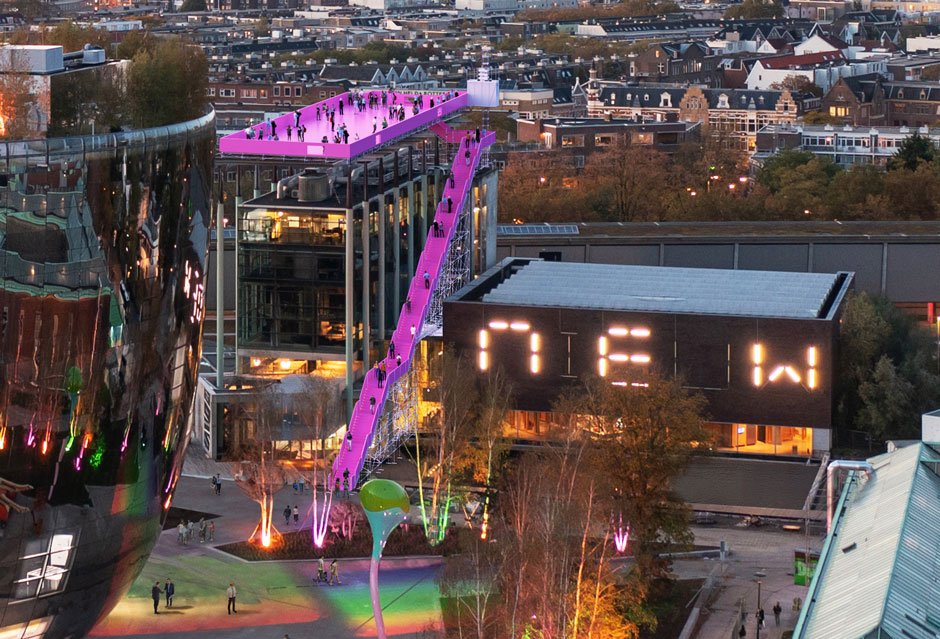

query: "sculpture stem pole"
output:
370 534 387 639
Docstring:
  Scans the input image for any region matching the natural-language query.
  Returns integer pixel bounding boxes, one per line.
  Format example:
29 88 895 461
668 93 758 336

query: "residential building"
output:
515 117 701 155
755 122 940 167
745 50 885 92
499 88 554 120
585 79 804 150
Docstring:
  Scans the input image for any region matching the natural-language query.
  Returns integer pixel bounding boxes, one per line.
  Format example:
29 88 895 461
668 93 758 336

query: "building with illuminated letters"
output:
444 257 854 457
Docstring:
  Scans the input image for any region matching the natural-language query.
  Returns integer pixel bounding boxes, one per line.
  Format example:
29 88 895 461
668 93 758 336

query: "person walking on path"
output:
465 147 471 165
343 469 351 498
177 522 185 544
346 432 353 451
317 557 326 584
210 475 217 494
215 474 222 495
293 505 299 524
283 505 291 526
423 271 430 289
226 582 237 614
773 602 782 626
207 520 215 541
757 608 765 629
329 559 340 585
198 518 206 543
738 625 746 638
446 197 452 214
164 578 175 608
369 396 376 414
151 582 162 614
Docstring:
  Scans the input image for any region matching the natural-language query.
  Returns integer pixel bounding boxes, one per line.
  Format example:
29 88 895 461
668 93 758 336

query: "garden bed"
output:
216 522 462 561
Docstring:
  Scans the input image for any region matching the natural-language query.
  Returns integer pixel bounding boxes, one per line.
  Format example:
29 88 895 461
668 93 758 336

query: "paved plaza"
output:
89 456 818 639
89 472 442 639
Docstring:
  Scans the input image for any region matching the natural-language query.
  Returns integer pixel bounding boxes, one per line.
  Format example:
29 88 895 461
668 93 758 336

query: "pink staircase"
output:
331 126 496 487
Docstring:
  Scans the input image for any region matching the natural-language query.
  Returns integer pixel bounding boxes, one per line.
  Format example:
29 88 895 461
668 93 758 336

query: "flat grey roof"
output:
477 260 843 319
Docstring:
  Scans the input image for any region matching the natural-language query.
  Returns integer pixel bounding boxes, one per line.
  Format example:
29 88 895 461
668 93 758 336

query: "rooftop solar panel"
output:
496 224 580 236
478 260 841 319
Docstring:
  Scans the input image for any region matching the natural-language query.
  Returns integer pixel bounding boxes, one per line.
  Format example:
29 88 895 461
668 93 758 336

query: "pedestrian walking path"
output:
330 124 495 488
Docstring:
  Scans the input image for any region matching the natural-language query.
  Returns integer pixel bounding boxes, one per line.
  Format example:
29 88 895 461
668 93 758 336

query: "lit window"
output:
12 532 79 600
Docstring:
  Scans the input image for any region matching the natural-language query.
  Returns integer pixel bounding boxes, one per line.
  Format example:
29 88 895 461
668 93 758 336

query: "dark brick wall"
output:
444 301 837 429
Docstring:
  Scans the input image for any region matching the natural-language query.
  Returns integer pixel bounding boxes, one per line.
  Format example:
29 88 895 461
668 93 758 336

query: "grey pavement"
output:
91 468 443 639
90 454 821 639
675 525 821 639
675 457 820 510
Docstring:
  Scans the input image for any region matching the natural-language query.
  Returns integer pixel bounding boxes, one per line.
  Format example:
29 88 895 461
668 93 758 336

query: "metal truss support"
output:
358 361 420 483
424 192 473 334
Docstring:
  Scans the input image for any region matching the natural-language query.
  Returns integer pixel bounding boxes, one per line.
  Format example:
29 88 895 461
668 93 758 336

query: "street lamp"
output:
756 580 762 639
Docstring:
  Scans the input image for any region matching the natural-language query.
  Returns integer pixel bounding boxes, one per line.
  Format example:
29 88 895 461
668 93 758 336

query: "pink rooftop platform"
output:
218 90 469 159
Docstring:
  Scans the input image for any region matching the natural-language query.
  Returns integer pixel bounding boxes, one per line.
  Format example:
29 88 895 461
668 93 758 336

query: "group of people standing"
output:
176 518 214 544
332 468 352 498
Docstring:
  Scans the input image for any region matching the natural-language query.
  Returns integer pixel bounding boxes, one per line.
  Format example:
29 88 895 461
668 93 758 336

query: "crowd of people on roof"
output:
242 89 461 145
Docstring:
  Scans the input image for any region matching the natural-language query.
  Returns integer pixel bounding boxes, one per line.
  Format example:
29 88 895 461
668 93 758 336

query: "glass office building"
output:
0 108 215 636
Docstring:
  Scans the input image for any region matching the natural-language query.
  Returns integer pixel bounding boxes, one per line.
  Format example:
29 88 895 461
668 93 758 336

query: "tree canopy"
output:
835 292 940 446
126 39 209 128
499 134 940 224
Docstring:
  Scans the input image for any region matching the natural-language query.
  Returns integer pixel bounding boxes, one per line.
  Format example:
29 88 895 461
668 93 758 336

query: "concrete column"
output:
407 147 415 280
344 168 355 420
234 191 242 376
392 149 402 325
407 181 415 280
420 174 429 249
377 157 386 345
361 165 371 373
253 164 260 199
377 195 386 344
215 200 225 389
392 188 401 325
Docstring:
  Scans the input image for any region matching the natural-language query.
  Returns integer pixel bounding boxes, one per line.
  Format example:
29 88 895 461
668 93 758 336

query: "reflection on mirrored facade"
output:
0 112 215 639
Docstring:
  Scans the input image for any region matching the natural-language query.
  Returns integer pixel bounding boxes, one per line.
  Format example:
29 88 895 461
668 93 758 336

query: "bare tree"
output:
466 365 512 540
0 47 42 139
413 348 478 544
437 535 504 639
285 374 343 546
234 385 289 548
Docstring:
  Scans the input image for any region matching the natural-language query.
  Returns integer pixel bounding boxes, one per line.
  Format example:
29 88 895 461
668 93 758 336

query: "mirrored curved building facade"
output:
0 112 215 638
